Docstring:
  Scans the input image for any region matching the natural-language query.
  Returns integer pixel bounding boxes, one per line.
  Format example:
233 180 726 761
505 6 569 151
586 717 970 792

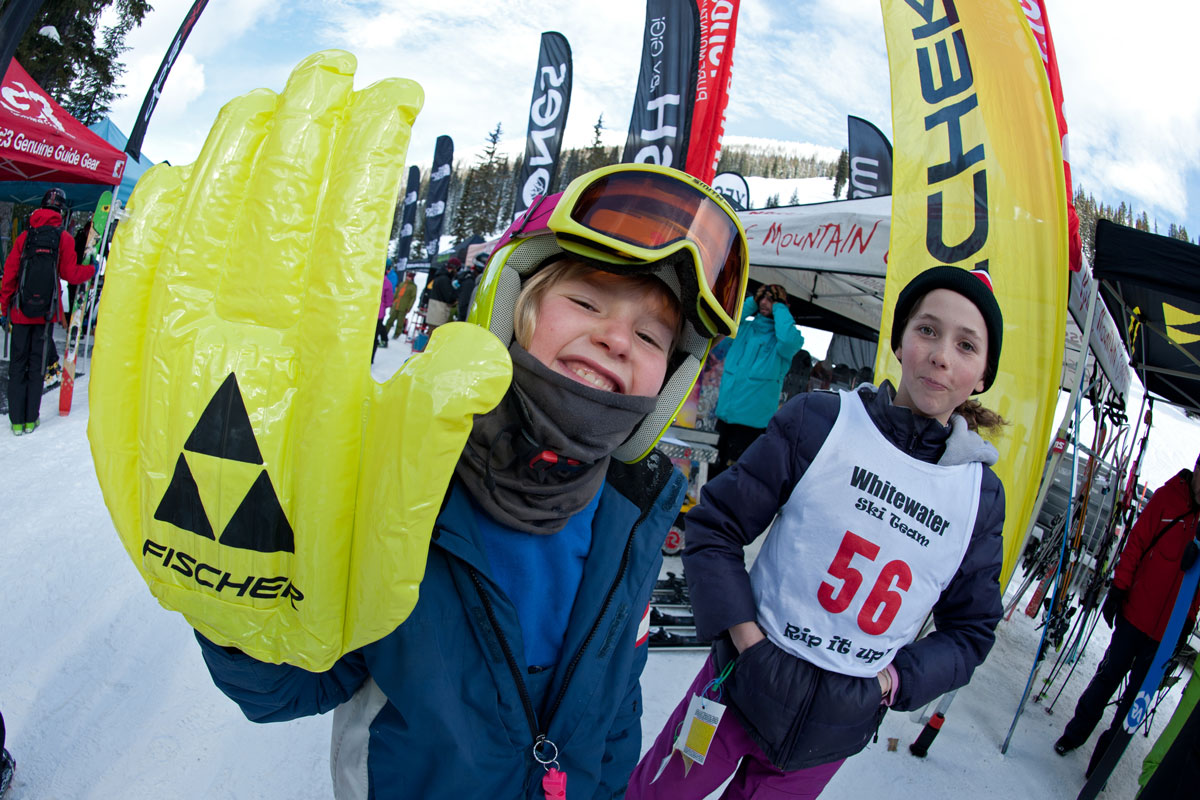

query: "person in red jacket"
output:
0 188 96 434
1056 455 1200 775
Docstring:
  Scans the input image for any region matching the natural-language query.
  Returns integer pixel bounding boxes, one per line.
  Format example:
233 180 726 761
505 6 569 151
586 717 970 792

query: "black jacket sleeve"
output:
682 392 840 641
888 469 1005 710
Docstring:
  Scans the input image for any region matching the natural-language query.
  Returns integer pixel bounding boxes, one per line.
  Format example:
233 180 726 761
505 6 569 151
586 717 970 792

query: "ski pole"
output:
1046 607 1102 713
1002 389 1086 754
909 690 957 757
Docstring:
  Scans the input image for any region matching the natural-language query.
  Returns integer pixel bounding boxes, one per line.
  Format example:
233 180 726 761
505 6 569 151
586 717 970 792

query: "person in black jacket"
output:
629 266 1008 799
424 257 459 330
455 262 478 321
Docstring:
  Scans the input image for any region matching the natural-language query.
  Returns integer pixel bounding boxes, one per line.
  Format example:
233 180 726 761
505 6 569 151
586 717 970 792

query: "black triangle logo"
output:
218 469 295 553
153 454 215 540
184 373 263 464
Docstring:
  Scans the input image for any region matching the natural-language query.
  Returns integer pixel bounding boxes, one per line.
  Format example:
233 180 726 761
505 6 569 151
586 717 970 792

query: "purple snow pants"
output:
628 655 844 799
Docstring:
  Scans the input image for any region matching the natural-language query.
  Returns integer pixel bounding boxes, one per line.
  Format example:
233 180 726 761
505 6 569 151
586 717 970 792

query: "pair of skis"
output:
59 190 113 416
648 572 704 649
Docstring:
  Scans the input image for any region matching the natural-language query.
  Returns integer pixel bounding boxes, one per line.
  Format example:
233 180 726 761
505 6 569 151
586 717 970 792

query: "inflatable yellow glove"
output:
88 51 511 671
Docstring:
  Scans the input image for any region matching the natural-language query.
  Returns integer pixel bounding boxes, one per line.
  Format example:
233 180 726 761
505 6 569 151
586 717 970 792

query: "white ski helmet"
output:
468 162 749 462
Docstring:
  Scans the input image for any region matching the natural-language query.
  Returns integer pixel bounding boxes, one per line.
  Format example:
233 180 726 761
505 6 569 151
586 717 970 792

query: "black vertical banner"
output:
622 0 700 168
395 165 420 270
512 32 573 218
712 171 750 211
0 0 46 80
423 135 454 260
847 115 893 198
126 0 210 160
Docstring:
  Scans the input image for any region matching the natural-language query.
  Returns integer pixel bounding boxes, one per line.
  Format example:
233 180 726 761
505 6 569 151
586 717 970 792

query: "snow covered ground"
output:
0 333 1195 799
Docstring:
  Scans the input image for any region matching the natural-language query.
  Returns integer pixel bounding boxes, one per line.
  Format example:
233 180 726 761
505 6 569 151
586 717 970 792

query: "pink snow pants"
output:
627 655 844 799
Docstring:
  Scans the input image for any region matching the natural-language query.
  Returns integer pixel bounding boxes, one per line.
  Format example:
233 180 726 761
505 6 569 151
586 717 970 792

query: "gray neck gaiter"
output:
454 342 655 534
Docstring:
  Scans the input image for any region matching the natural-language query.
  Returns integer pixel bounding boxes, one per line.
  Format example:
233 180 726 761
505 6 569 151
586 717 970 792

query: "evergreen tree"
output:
1071 186 1192 264
765 193 781 208
453 123 510 243
583 114 612 173
16 0 152 125
556 147 582 191
1074 187 1098 266
833 149 849 199
449 167 477 244
715 143 836 180
788 188 800 205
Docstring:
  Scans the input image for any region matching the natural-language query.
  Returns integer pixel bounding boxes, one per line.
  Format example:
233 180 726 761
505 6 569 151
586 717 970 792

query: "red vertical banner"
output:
683 0 740 184
1021 0 1082 272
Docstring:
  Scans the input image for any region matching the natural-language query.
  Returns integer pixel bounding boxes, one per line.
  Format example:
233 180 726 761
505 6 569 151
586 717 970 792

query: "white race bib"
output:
750 391 981 676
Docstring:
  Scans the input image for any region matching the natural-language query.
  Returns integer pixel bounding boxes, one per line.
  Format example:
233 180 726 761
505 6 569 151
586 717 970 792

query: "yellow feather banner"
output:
875 1 1068 587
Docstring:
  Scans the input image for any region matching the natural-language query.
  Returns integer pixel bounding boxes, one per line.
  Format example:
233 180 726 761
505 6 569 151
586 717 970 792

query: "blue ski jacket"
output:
685 385 1004 770
198 454 685 800
714 297 806 428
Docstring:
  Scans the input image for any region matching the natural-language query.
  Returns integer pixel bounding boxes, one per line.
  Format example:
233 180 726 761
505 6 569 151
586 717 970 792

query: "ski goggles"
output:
547 163 749 337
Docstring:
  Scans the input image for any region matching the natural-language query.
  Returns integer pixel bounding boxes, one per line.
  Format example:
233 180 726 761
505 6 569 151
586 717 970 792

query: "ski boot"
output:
11 424 24 437
23 420 39 434
650 607 695 627
1053 735 1079 756
647 627 702 648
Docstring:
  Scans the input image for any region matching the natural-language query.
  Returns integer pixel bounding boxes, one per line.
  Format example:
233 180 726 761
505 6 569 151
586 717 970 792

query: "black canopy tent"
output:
1093 219 1200 413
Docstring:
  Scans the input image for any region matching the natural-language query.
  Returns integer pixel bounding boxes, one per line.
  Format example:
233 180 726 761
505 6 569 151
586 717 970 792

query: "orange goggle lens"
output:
565 172 747 327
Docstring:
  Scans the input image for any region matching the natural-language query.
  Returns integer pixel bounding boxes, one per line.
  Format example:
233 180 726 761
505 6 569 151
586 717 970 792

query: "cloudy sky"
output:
100 0 1200 237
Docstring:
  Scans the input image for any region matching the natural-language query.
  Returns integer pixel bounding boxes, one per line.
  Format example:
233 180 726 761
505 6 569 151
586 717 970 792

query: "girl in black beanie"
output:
631 265 1008 799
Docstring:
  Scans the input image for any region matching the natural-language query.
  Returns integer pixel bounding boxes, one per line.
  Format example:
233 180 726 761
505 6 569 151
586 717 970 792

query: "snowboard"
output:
59 190 111 416
1077 546 1200 799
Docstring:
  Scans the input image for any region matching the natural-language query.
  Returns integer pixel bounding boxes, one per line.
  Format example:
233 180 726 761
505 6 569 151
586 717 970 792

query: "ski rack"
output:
1001 275 1103 755
1029 392 1149 713
1035 422 1136 708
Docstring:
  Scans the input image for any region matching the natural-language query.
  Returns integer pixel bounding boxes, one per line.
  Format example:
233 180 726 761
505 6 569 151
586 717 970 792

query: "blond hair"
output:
512 259 684 352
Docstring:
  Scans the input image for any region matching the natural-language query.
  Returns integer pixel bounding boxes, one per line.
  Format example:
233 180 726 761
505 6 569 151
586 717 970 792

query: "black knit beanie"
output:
890 265 1003 393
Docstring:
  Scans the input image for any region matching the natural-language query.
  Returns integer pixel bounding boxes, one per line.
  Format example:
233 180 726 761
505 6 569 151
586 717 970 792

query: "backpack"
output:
17 225 61 319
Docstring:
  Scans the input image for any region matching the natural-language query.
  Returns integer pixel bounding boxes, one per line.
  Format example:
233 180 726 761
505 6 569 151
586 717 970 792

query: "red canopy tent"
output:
0 58 126 185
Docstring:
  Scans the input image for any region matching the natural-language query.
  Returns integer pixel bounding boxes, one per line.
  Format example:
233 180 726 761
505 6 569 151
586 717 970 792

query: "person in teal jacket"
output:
712 283 805 477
